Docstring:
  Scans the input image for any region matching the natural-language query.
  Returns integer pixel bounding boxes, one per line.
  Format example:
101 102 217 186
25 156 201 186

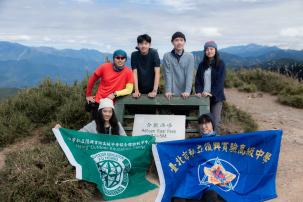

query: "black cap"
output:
171 31 186 42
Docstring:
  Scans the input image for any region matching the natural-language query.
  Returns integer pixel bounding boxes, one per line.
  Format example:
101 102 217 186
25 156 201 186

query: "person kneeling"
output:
173 114 225 202
55 98 126 136
198 113 218 137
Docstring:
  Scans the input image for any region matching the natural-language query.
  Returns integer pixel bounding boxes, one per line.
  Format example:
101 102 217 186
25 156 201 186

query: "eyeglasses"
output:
115 56 126 60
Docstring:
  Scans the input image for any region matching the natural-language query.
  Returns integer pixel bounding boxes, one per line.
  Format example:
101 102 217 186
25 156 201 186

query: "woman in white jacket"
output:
55 98 126 136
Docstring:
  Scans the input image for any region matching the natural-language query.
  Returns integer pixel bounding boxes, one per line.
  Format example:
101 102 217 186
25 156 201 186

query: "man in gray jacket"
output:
163 31 195 99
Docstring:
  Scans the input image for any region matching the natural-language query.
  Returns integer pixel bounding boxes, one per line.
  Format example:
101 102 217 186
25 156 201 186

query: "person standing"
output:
85 49 134 119
131 34 161 98
163 31 195 100
195 41 226 132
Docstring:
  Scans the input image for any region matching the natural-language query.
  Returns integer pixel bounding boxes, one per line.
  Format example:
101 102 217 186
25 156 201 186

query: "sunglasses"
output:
115 56 126 60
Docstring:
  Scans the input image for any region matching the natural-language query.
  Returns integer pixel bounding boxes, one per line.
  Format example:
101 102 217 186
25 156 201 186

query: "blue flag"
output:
152 130 282 202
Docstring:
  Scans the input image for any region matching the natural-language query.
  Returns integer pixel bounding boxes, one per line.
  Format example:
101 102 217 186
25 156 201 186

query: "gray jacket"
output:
79 121 126 136
163 51 195 95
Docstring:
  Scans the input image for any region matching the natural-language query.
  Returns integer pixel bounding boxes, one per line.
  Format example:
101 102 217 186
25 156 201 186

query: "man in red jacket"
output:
85 49 134 119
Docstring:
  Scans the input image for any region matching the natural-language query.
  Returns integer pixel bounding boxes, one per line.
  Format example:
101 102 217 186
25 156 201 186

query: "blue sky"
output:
0 0 302 56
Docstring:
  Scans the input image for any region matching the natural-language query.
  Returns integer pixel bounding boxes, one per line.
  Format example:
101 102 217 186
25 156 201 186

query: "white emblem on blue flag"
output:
198 157 240 192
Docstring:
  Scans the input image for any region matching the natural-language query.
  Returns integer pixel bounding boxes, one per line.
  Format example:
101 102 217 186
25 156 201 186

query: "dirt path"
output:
225 88 303 202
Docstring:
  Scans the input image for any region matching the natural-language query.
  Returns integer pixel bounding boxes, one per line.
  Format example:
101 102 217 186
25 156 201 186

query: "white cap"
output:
98 98 114 110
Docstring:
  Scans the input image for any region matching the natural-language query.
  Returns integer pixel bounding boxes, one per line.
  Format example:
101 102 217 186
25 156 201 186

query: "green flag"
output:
52 128 157 200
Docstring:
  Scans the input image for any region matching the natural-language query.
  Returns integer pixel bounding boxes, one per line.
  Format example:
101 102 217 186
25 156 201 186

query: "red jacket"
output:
86 63 133 103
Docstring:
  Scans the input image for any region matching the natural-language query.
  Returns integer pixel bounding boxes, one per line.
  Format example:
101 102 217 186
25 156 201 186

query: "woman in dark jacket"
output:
195 41 226 133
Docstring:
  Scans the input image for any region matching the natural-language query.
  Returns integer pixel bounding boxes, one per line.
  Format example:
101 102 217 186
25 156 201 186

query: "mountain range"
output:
0 41 115 87
193 43 303 68
0 41 302 88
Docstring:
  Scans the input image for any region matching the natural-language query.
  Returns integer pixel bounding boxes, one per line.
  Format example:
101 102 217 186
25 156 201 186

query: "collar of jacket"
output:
113 63 124 72
209 58 216 67
200 131 217 137
171 49 184 62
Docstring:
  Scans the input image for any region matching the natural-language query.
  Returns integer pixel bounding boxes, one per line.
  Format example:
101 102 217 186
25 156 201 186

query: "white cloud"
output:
43 36 51 41
280 27 303 37
196 27 222 37
156 0 197 11
0 34 32 41
234 0 261 2
73 0 93 3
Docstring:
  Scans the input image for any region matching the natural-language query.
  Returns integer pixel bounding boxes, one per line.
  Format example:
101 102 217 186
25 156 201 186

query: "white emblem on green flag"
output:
91 151 131 197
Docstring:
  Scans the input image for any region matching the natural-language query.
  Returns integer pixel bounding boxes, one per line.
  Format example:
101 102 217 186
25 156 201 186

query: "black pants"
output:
85 102 99 120
172 190 226 202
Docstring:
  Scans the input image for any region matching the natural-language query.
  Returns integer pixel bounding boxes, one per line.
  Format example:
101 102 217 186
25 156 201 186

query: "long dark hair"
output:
202 48 221 68
95 109 120 135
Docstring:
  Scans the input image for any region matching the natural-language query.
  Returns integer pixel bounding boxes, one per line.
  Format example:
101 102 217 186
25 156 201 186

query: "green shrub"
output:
221 102 258 134
226 69 303 108
278 94 303 108
158 65 165 94
55 96 89 130
0 79 89 147
225 70 246 89
0 143 96 201
39 121 58 144
0 101 32 147
237 69 288 95
12 90 57 124
238 83 257 93
225 70 236 88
